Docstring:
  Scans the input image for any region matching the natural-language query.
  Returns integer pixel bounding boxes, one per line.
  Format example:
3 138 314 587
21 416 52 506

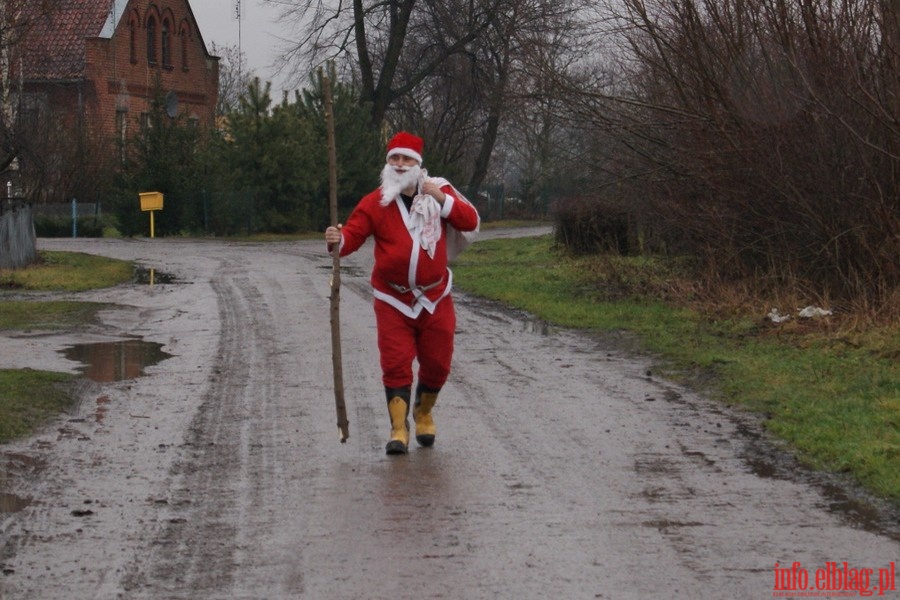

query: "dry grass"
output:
575 249 900 360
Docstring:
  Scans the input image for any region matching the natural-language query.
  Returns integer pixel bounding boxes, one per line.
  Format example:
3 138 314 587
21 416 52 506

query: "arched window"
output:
161 19 171 67
147 16 157 65
181 23 190 70
129 19 136 63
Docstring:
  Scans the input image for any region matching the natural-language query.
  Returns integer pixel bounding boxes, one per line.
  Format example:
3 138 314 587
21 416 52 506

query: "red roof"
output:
21 1 120 81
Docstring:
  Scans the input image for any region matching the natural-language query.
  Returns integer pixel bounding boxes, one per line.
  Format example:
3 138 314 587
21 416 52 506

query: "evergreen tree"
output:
292 68 382 224
112 81 203 236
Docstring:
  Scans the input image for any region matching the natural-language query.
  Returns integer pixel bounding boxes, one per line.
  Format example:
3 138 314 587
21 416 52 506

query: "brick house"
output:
13 0 219 200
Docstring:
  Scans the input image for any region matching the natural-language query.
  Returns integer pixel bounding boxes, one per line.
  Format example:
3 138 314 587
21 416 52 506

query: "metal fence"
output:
0 200 37 270
31 200 100 220
30 200 103 238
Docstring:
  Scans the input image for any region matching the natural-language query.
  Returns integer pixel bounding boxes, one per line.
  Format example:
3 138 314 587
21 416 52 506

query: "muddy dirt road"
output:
1 232 898 599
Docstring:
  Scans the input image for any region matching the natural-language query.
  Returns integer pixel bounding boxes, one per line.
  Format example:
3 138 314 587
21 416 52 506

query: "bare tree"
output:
489 3 598 202
271 0 503 126
380 0 594 193
1 1 29 173
463 0 591 191
881 0 900 149
1 1 55 179
552 0 899 310
212 42 256 116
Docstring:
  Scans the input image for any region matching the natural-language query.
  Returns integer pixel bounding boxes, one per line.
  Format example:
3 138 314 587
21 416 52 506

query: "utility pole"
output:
235 0 242 82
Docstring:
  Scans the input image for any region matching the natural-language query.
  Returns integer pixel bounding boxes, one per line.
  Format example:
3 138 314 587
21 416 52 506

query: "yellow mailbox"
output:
139 191 164 211
139 192 164 238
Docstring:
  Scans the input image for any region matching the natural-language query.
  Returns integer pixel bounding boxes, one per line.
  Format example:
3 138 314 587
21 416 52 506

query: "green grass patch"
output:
0 369 76 443
453 235 900 502
0 250 133 442
0 250 133 291
0 300 111 331
479 219 552 230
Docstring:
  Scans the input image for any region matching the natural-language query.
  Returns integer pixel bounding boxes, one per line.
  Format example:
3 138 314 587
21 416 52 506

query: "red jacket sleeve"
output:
440 185 480 232
335 190 380 257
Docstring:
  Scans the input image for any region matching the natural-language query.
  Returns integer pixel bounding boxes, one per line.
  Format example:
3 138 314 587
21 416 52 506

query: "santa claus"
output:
325 132 480 454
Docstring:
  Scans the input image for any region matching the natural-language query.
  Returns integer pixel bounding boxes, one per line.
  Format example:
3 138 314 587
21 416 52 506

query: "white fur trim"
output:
440 193 455 218
373 269 453 317
386 148 423 164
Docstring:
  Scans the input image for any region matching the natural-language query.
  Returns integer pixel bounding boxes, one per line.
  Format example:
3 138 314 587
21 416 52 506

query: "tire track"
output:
128 258 287 597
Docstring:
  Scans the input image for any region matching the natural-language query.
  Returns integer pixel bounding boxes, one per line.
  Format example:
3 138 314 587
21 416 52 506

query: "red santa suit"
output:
334 177 480 389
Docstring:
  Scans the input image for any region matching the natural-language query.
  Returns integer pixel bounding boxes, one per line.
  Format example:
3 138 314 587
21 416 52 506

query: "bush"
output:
34 216 105 238
567 0 900 316
554 197 632 255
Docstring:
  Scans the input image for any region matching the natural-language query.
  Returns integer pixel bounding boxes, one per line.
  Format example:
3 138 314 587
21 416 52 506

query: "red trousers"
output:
374 296 456 390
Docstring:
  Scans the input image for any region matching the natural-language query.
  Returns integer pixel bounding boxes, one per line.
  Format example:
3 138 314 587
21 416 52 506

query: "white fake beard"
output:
380 163 421 205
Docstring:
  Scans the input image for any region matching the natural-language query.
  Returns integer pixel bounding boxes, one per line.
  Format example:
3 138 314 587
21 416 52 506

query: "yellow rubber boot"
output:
385 390 410 455
413 385 439 447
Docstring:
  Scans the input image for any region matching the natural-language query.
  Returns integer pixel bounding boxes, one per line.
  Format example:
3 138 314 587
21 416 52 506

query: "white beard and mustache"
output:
380 162 422 206
379 161 444 257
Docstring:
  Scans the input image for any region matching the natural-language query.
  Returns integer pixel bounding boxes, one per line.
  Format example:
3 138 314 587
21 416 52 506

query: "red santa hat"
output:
386 131 424 164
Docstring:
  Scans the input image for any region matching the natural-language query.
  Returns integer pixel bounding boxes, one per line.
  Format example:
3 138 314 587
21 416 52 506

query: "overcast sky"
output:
188 0 295 92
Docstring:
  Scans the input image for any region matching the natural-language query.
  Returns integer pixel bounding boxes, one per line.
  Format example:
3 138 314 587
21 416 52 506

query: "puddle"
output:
0 492 32 514
61 340 173 382
134 267 177 285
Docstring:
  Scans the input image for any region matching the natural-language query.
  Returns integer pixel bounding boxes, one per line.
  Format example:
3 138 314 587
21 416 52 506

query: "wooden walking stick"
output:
322 68 350 442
